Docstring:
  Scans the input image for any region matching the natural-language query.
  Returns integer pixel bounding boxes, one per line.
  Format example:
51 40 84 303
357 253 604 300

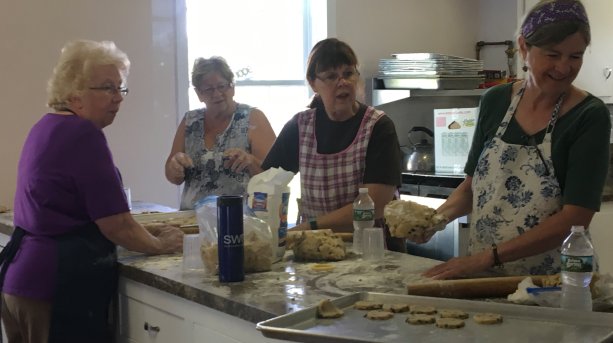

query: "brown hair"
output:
305 38 358 82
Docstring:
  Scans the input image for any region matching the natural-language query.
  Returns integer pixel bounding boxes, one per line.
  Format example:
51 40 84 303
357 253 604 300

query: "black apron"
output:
0 223 117 343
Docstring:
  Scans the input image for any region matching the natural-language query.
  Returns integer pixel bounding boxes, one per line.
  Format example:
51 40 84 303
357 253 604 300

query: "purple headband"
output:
521 1 589 38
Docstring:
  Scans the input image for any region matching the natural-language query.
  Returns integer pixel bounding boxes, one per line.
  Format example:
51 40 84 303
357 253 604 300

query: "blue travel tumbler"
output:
217 195 244 282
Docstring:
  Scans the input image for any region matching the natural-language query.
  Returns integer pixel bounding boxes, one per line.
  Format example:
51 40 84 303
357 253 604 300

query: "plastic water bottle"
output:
353 188 375 254
560 225 594 311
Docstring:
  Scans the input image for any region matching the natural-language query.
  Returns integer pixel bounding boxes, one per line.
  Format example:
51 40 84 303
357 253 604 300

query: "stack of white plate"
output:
378 53 484 90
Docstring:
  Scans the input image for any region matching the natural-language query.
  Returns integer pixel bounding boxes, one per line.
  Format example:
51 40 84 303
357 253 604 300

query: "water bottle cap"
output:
359 188 368 193
571 225 585 233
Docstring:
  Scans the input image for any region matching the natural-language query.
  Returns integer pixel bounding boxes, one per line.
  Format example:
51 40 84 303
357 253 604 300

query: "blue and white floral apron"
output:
469 81 563 275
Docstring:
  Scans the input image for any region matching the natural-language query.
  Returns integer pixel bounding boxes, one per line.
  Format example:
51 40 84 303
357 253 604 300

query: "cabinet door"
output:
118 295 188 343
574 0 613 100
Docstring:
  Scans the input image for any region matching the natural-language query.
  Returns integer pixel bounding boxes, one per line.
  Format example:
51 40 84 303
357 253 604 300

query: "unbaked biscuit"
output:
364 310 393 320
409 305 437 315
316 299 344 319
353 301 383 310
439 309 469 319
473 313 503 324
382 303 410 313
435 317 465 329
406 314 436 325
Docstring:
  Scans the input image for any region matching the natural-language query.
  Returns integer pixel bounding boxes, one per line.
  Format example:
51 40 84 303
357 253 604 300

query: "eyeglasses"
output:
89 85 129 96
316 69 360 86
199 83 233 96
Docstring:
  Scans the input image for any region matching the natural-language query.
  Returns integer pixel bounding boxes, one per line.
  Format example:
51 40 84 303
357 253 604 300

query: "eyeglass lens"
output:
201 83 231 95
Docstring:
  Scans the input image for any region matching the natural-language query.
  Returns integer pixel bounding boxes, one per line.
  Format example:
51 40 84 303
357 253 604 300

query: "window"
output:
185 0 327 223
185 0 327 133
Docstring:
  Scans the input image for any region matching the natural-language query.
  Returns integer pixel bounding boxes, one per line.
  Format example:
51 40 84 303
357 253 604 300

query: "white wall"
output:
588 204 613 276
0 0 185 208
478 0 521 74
328 0 482 81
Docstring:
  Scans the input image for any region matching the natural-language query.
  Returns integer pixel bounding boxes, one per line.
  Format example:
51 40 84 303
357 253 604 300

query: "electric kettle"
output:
404 126 434 172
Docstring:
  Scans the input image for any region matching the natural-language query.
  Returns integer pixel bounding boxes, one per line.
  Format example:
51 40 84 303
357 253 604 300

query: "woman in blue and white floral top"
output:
165 57 276 209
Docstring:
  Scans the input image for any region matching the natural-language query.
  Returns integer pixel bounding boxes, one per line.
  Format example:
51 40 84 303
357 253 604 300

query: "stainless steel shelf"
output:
371 78 485 106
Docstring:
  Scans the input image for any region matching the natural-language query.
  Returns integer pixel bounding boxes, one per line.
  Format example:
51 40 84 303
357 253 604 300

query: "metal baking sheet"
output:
381 78 483 90
256 292 613 343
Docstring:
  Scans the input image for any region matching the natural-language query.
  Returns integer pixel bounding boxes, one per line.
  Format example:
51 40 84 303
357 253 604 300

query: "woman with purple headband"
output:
415 0 610 279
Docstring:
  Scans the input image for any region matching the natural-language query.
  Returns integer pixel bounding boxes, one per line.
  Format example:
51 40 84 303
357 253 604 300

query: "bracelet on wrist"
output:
491 243 504 268
309 219 318 230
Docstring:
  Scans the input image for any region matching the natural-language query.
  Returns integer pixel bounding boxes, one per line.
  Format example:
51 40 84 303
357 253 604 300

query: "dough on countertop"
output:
316 299 344 319
141 215 198 234
291 230 346 261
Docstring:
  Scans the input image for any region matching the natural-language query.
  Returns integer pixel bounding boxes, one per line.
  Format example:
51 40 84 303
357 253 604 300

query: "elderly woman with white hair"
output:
0 40 183 343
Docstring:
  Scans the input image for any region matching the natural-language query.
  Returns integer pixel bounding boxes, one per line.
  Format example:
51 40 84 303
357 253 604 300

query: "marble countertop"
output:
0 210 439 324
119 248 439 324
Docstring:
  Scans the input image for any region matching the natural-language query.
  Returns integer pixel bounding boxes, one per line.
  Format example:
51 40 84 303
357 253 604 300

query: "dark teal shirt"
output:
465 83 611 211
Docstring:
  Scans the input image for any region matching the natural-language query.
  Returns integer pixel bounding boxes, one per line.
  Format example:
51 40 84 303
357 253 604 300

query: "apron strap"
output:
0 227 28 343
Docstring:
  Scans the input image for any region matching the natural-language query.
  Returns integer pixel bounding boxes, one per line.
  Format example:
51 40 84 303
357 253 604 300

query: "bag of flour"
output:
247 168 294 262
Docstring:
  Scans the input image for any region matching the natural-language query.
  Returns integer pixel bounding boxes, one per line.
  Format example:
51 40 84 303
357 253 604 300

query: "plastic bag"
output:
247 167 294 261
194 196 273 276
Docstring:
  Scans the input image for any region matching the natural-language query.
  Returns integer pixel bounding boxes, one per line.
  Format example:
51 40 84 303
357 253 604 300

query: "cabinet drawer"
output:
119 295 187 342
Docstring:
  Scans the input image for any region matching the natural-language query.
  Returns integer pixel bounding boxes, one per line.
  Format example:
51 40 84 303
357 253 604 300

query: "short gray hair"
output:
47 40 130 111
191 56 234 89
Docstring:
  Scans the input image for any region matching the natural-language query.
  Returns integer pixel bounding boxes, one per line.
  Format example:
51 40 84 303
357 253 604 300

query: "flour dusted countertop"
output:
118 248 439 324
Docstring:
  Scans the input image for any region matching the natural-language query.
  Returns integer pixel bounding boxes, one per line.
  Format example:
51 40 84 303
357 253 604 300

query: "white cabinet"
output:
519 0 613 102
587 203 613 276
116 277 288 343
574 0 613 101
118 295 189 343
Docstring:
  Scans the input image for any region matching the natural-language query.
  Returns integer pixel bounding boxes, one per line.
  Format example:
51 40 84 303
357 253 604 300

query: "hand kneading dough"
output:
316 299 344 319
364 310 393 320
383 200 448 238
291 230 346 261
